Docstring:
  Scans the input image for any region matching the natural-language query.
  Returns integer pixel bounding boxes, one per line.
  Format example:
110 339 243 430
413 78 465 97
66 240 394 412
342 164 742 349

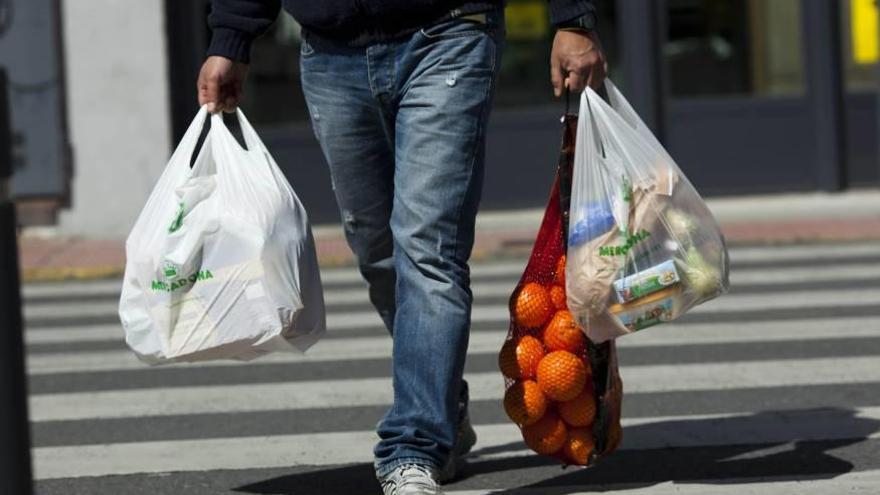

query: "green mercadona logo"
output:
621 177 633 204
163 264 178 279
151 269 214 292
599 229 651 257
168 202 185 233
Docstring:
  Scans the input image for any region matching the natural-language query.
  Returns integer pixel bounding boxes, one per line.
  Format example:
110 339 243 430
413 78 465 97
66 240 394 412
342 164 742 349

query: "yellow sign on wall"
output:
851 0 878 64
505 1 549 41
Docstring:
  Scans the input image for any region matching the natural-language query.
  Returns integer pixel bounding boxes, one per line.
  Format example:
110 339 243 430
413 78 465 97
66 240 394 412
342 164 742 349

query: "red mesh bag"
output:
499 115 623 466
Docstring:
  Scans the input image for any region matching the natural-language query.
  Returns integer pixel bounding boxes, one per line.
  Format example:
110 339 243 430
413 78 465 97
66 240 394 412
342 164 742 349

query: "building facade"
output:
2 0 878 235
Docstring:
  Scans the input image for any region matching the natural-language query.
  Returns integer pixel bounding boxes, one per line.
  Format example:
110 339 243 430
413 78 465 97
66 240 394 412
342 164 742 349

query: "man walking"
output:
198 1 605 493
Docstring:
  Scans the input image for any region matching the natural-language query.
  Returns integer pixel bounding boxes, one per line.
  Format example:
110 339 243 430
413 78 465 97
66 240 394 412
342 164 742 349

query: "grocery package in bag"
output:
566 81 729 343
119 107 326 364
499 114 623 466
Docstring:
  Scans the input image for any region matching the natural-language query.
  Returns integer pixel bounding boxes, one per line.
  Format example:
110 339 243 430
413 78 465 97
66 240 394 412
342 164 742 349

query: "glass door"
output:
660 0 817 194
840 0 879 186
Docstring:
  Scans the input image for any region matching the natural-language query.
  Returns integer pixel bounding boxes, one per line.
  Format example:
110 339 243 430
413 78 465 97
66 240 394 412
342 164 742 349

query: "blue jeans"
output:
300 9 504 477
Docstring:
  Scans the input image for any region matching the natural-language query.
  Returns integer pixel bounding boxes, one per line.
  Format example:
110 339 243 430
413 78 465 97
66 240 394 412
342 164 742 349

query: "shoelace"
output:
381 464 438 495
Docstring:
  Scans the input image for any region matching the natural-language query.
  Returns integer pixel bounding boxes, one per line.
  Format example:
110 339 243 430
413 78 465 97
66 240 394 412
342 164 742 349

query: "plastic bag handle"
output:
595 82 610 102
208 108 281 204
583 89 607 160
234 108 264 153
180 106 209 148
168 105 210 171
565 82 610 114
209 110 262 155
565 87 571 115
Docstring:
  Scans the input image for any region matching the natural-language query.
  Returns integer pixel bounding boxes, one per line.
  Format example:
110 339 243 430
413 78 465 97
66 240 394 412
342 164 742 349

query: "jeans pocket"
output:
419 17 490 40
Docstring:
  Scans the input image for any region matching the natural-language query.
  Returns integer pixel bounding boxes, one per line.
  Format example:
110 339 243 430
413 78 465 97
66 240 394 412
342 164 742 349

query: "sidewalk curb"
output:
19 227 880 283
18 191 880 284
22 265 125 283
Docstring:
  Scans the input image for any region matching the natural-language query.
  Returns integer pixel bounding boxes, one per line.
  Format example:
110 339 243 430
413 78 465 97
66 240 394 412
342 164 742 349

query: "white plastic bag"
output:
566 81 729 343
119 107 325 364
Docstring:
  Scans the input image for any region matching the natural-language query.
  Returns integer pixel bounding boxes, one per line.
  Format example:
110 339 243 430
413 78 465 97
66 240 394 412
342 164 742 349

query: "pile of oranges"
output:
500 255 598 465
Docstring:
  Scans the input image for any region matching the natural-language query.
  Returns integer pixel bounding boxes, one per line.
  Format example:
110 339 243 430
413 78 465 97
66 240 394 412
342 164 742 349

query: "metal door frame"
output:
616 0 857 193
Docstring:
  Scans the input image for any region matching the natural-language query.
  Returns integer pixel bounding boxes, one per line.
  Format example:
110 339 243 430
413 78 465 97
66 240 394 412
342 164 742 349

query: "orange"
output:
549 285 567 311
512 282 554 328
522 411 567 455
563 427 595 465
498 335 545 379
503 380 547 426
542 310 586 354
554 255 566 286
558 389 596 427
536 350 587 401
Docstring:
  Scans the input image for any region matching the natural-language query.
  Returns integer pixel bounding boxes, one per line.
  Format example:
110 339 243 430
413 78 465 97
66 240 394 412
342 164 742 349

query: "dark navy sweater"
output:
208 0 596 62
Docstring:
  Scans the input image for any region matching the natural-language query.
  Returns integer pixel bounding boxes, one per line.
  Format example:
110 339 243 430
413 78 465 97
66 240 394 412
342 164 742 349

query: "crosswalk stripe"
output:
21 261 880 311
20 239 880 302
21 240 880 491
25 336 880 395
446 471 880 495
21 287 880 331
30 406 880 480
314 264 880 305
724 241 880 263
27 355 880 422
31 381 880 447
727 263 880 285
32 374 880 448
22 312 880 349
23 317 880 374
26 325 125 344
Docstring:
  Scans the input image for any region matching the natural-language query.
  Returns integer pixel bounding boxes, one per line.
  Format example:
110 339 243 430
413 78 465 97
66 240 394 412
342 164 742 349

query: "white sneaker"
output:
379 464 444 495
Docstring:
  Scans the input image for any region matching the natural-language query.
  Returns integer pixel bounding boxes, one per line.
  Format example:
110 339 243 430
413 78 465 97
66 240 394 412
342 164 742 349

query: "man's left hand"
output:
550 29 607 97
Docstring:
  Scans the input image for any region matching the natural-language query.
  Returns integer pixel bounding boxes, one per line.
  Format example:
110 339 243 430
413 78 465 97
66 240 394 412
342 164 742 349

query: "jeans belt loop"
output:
460 13 488 24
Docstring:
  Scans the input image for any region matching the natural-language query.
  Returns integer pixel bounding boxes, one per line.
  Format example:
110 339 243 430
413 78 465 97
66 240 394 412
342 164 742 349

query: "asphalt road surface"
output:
22 240 880 494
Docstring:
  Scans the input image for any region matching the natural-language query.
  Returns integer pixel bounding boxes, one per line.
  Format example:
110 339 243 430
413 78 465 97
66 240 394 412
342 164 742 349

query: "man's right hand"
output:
197 56 249 113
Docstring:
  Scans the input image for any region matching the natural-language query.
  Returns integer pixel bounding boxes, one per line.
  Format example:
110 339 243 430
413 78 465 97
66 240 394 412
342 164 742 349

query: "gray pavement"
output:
22 239 880 494
19 187 880 282
453 188 880 232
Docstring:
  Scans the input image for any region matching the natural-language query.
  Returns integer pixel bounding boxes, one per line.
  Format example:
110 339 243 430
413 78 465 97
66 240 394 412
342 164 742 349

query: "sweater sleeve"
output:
207 0 282 63
547 0 597 26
